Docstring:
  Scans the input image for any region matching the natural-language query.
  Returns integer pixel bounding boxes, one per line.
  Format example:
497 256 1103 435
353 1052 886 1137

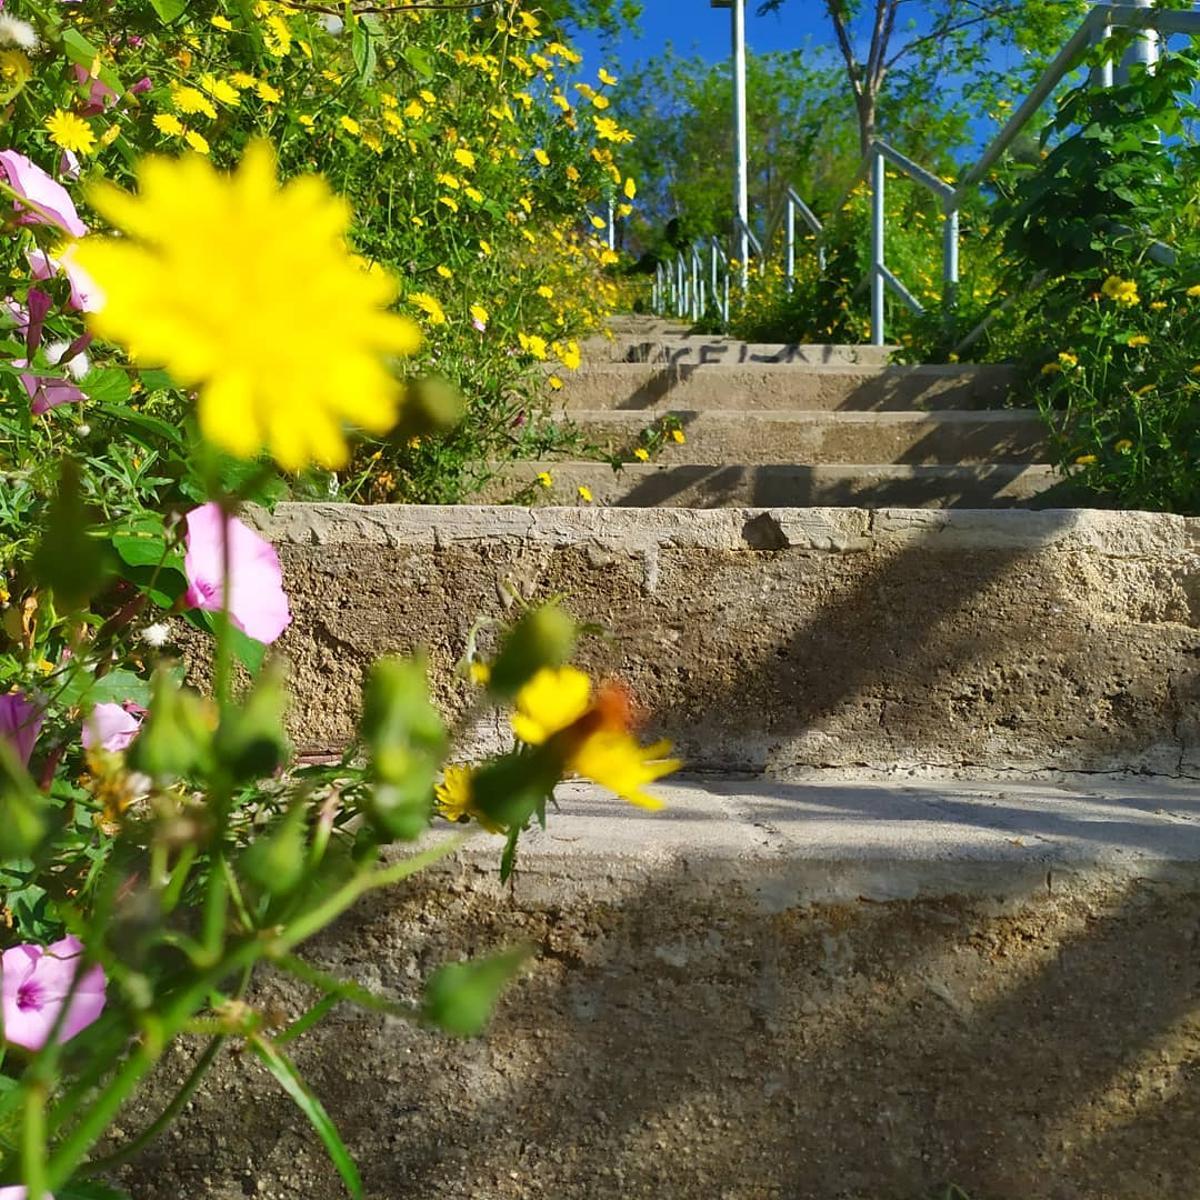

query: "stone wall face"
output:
260 504 1200 777
122 840 1200 1200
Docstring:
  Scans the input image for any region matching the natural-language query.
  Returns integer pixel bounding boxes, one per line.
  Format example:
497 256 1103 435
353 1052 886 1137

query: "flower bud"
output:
488 604 577 698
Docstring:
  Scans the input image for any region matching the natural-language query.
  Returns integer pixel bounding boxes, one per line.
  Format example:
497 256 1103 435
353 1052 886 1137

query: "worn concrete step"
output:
479 460 1057 508
565 409 1046 466
261 504 1200 777
128 772 1200 1200
561 361 1016 412
583 335 895 366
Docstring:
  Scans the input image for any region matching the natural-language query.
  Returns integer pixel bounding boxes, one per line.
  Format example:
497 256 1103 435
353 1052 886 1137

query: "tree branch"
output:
885 4 1020 70
824 0 864 98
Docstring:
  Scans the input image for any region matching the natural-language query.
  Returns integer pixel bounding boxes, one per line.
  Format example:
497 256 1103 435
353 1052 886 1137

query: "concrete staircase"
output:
481 318 1059 508
150 321 1200 1200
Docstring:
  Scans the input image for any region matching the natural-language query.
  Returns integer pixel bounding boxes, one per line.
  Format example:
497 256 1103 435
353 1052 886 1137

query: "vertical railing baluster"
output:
870 146 886 347
785 196 796 294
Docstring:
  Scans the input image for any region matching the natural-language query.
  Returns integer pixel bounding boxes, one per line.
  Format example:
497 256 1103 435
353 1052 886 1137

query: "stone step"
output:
262 503 1200 777
561 361 1016 412
582 335 896 366
134 772 1200 1199
565 409 1046 466
478 461 1057 508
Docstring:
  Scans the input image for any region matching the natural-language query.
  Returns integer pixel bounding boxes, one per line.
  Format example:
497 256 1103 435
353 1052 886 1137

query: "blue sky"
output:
574 3 833 71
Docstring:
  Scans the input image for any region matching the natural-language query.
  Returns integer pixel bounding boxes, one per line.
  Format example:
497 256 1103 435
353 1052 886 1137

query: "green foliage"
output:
422 946 531 1037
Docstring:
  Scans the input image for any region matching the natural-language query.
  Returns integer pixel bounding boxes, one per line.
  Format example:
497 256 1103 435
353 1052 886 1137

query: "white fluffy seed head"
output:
141 623 171 648
0 14 38 49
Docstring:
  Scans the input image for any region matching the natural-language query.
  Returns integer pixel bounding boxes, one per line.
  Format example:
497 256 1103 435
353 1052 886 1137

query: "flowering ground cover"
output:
0 3 676 1195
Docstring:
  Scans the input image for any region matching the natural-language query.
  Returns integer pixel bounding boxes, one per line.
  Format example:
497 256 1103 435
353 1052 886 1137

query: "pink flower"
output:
0 151 87 238
184 504 291 645
27 245 103 313
0 1188 54 1199
1 935 106 1052
14 361 86 416
82 702 143 753
0 692 43 768
71 64 116 113
129 73 151 91
58 149 80 181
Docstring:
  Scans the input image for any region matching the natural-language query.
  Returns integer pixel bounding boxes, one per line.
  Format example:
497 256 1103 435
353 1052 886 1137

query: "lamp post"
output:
712 0 749 290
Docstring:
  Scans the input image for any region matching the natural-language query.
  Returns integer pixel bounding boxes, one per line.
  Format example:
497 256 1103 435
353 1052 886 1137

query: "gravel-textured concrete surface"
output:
257 503 1200 777
119 776 1200 1200
563 408 1046 465
477 461 1057 508
558 362 1018 412
580 336 897 366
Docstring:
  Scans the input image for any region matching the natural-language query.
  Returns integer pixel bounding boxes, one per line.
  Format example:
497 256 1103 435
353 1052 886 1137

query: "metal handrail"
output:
653 2 1199 342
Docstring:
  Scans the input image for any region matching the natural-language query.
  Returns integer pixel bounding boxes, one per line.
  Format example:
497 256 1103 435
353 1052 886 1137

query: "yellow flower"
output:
589 214 607 230
468 661 491 686
559 340 581 370
594 116 634 144
1101 275 1139 306
1114 438 1134 453
533 147 550 166
464 186 484 203
1040 361 1062 376
404 99 425 119
1149 301 1167 311
263 14 292 56
536 285 554 299
210 14 234 30
152 113 185 137
75 142 421 472
634 447 649 462
536 470 553 488
230 71 256 89
453 146 476 170
570 731 677 811
419 88 436 105
1127 334 1150 347
565 165 580 183
1188 284 1200 298
623 176 636 200
518 332 548 359
183 130 210 154
1057 351 1078 369
340 115 361 135
479 239 492 256
548 375 564 390
436 265 453 280
671 429 686 445
512 666 591 745
1074 454 1098 465
438 195 459 213
591 94 610 110
256 80 282 103
409 292 447 325
199 73 240 105
435 765 503 833
171 84 217 119
45 109 95 155
470 303 488 325
598 68 618 86
578 485 593 502
0 50 32 103
297 113 314 129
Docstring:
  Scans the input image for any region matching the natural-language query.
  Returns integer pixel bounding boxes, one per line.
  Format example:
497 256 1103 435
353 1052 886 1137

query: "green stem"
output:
21 1081 48 1200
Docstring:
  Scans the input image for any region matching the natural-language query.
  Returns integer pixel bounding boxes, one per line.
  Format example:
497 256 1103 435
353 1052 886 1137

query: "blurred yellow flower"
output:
438 195 459 213
1114 438 1134 452
536 284 553 298
536 470 553 488
199 73 240 105
453 146 476 170
1074 454 1098 465
436 264 453 279
598 68 618 86
211 14 233 29
623 176 636 199
470 303 488 325
75 142 420 471
1040 361 1061 376
533 147 550 166
1127 334 1150 347
435 765 503 832
1188 284 1200 298
548 375 564 390
1101 275 1139 306
634 447 649 462
578 485 593 502
1057 351 1078 368
184 130 210 154
512 666 591 744
171 84 217 119
257 80 282 103
230 71 256 89
671 429 686 444
570 731 676 811
340 115 361 135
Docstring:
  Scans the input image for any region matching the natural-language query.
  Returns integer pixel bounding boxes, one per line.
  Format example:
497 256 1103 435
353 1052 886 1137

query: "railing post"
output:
731 0 750 291
870 145 885 347
1092 0 1114 88
942 206 959 311
1119 0 1158 82
606 199 615 252
786 198 796 293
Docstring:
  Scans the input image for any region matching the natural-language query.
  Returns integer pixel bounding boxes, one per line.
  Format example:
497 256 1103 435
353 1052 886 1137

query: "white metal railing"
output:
652 2 1199 344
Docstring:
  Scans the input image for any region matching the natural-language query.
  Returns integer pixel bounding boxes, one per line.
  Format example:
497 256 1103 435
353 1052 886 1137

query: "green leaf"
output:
33 459 111 611
351 20 376 85
422 946 530 1037
250 1038 363 1200
81 368 131 407
402 45 434 79
59 1181 134 1200
147 0 187 22
61 666 154 710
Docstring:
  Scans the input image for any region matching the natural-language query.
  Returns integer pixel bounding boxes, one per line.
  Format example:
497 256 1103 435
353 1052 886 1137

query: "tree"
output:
756 0 1090 156
539 0 643 37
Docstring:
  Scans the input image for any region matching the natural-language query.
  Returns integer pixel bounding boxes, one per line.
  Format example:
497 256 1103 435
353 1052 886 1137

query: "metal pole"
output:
1119 0 1158 81
732 0 749 290
785 198 795 294
1092 0 1113 88
870 146 885 347
607 199 615 252
942 207 959 309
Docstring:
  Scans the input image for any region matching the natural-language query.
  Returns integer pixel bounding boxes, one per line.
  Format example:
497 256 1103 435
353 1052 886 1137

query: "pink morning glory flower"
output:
0 1188 54 1199
82 702 144 753
27 244 103 313
1 935 106 1051
184 504 291 645
0 150 87 238
0 691 43 768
